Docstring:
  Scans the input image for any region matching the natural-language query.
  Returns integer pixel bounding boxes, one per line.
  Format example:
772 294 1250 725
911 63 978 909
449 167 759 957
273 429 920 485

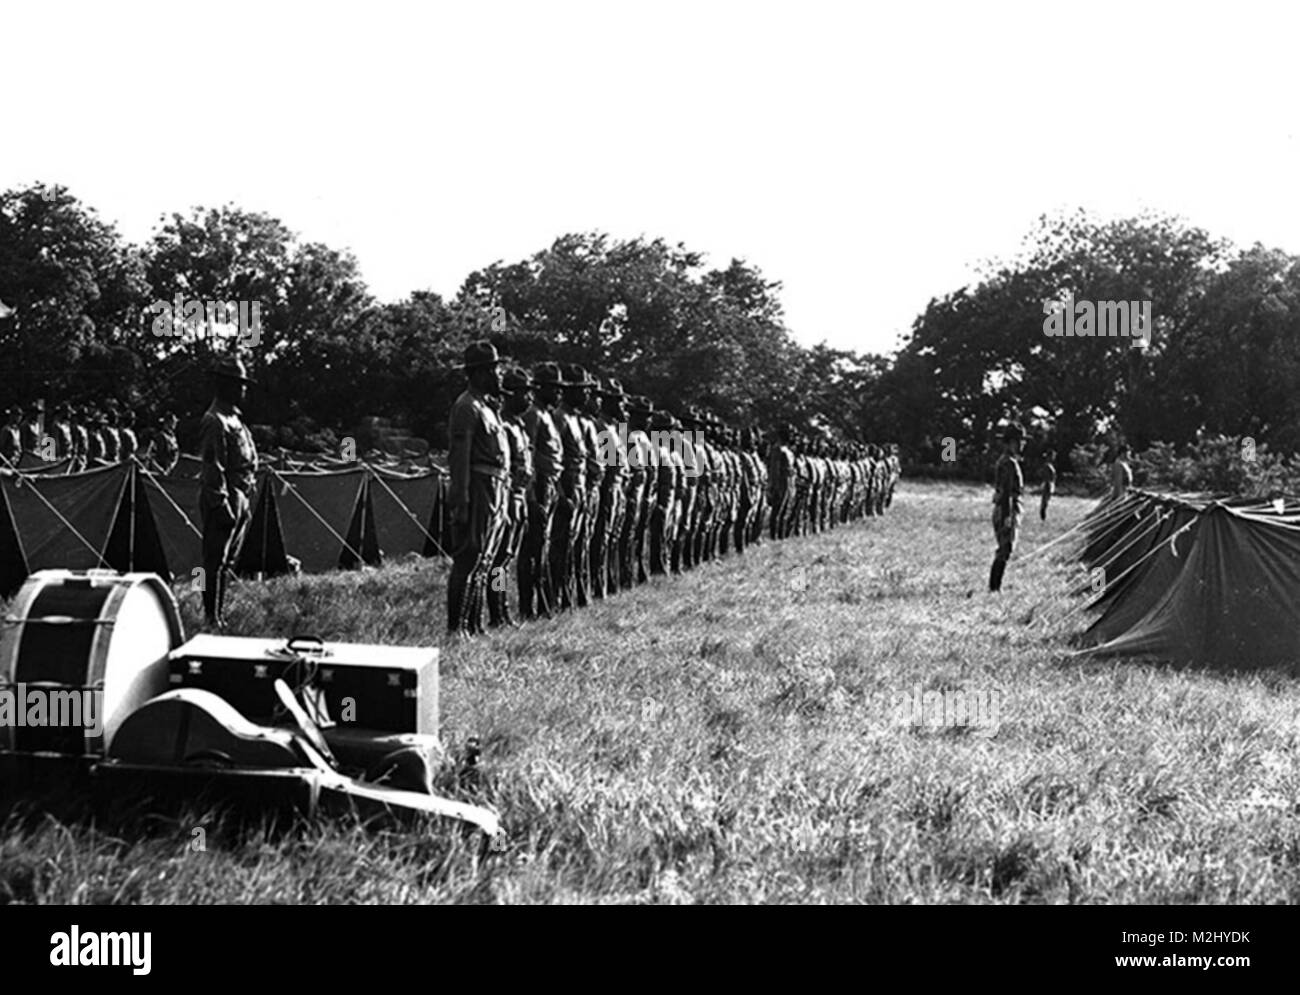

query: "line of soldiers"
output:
0 399 180 474
447 341 902 636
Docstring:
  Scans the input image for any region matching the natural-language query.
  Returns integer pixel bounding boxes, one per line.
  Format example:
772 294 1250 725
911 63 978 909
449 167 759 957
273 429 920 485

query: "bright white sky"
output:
3 0 1299 357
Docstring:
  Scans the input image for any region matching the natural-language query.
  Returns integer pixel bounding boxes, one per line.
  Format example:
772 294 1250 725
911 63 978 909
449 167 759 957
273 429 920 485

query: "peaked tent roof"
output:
367 466 447 561
1075 491 1300 671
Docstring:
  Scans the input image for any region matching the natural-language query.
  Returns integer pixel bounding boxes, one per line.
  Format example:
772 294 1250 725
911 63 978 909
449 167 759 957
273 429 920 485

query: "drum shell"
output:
0 570 183 758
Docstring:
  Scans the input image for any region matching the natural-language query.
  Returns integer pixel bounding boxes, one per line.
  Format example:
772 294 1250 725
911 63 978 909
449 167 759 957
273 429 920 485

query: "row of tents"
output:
1072 489 1300 670
0 459 453 597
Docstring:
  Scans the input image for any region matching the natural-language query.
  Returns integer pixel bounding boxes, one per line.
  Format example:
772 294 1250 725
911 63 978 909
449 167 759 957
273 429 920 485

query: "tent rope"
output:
0 453 116 568
1049 515 1200 632
365 464 452 562
134 458 203 540
267 466 369 566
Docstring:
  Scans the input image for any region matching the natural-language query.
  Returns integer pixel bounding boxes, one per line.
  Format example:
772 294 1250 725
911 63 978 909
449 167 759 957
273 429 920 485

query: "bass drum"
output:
0 570 183 757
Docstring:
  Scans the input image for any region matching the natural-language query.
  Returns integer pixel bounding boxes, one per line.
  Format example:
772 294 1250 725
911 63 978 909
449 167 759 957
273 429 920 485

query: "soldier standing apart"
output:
1111 444 1132 500
198 357 259 628
488 368 534 628
447 342 510 636
1039 447 1057 521
989 423 1025 593
521 363 564 619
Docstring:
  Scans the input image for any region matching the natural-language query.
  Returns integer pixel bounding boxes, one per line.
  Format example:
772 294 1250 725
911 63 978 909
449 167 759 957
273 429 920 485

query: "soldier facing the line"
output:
989 423 1025 594
198 357 259 628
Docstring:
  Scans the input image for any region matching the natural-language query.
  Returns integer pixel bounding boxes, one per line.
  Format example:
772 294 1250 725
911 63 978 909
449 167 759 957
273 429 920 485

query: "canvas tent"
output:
1 458 451 597
1073 490 1300 671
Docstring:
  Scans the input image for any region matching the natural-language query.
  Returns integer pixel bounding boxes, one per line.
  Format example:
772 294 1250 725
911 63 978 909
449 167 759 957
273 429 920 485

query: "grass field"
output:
2 481 1298 904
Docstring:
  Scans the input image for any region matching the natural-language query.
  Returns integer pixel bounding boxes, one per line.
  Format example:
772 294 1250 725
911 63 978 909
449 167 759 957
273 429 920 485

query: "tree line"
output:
0 184 885 454
4 183 1300 472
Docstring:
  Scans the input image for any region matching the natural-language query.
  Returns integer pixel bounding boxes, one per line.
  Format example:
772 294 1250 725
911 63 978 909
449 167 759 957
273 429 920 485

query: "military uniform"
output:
1039 455 1056 521
552 369 590 611
152 417 180 474
447 343 510 635
623 397 656 587
594 379 629 598
489 369 535 628
989 425 1025 593
0 410 20 466
199 359 259 626
521 364 564 619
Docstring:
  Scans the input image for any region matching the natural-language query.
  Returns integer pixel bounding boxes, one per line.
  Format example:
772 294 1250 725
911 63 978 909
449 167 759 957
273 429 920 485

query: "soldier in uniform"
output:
594 378 629 598
151 412 181 474
20 401 43 454
70 406 90 471
118 409 139 462
1111 443 1132 499
86 408 108 464
0 407 20 466
521 363 564 619
989 423 1025 593
198 357 259 628
623 395 656 588
488 368 534 629
768 427 795 540
50 403 73 462
101 402 122 462
883 439 904 504
447 342 510 635
551 365 589 611
1039 447 1056 521
647 411 680 576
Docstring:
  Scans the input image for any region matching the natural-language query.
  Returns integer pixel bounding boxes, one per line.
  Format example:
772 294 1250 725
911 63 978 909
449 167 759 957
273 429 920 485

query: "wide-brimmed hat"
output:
561 364 595 388
628 394 654 413
211 356 258 385
598 377 627 398
501 368 535 394
533 362 568 387
462 341 504 369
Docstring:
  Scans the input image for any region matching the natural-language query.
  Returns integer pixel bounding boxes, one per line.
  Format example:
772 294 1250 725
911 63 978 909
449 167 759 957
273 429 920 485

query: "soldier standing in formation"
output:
20 401 43 454
521 363 564 619
446 342 509 636
551 365 588 611
488 368 534 629
437 345 898 634
989 423 1024 593
151 412 181 474
49 403 73 461
198 357 259 628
